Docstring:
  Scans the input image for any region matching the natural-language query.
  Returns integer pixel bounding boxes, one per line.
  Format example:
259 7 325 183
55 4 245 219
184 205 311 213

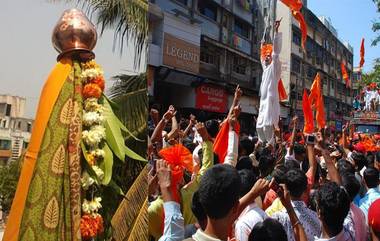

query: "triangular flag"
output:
341 61 350 88
213 121 240 163
278 79 288 101
303 89 314 134
360 38 365 69
309 72 321 107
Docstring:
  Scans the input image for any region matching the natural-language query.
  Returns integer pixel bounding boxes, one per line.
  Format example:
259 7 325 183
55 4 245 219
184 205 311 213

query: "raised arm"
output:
278 184 307 241
183 114 196 137
288 116 298 156
195 122 214 179
151 106 175 143
228 85 242 119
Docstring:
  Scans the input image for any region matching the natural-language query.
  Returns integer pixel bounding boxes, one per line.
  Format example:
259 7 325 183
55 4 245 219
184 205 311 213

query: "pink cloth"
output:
345 203 368 241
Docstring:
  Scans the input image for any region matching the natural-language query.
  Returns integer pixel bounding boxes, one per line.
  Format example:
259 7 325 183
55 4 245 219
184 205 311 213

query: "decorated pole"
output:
3 9 144 241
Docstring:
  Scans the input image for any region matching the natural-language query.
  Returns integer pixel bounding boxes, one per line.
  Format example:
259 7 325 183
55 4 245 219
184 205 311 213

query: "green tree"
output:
0 159 21 215
372 0 380 45
362 58 380 85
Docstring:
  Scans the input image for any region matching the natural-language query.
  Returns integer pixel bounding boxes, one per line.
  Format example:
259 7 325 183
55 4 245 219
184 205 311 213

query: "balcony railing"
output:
197 15 219 41
231 33 251 55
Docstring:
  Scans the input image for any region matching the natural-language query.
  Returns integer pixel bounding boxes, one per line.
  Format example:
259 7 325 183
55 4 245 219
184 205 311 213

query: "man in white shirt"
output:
256 21 282 146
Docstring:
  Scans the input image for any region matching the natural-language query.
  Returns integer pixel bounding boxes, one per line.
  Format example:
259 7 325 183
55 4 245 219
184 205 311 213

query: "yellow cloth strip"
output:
3 59 72 241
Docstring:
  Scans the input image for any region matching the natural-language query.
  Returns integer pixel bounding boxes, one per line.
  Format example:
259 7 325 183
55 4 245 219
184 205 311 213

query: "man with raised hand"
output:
256 20 282 147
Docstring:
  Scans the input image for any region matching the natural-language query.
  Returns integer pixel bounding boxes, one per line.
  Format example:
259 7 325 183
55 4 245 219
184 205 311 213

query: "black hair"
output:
285 169 307 198
249 218 287 241
258 155 275 177
351 152 367 170
238 169 258 197
364 167 379 188
284 159 301 170
294 143 306 155
191 191 207 223
198 164 241 219
375 151 380 164
272 165 288 184
316 182 350 236
205 119 219 138
337 159 355 176
239 137 254 157
236 156 254 171
341 174 361 202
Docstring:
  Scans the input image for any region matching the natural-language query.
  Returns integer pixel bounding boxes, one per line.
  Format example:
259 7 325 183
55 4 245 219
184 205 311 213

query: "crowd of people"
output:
353 84 380 112
147 85 380 241
147 20 379 241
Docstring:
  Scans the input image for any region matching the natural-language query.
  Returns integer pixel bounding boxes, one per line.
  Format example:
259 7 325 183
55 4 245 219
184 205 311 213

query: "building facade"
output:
148 0 272 134
148 0 355 133
0 95 33 164
276 1 354 130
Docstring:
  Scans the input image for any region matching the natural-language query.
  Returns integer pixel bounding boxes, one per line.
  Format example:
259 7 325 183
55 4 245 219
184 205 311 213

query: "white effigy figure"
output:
256 21 282 145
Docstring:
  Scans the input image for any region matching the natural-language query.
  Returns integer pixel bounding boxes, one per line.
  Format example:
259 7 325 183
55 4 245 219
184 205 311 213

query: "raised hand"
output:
250 178 270 197
156 159 171 189
195 122 209 141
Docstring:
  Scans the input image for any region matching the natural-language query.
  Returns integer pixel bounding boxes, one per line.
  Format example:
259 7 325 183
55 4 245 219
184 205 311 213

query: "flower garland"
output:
80 60 106 240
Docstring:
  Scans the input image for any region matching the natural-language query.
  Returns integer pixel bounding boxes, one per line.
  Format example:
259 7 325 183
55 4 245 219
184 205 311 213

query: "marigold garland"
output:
83 83 102 99
80 214 104 240
80 60 107 240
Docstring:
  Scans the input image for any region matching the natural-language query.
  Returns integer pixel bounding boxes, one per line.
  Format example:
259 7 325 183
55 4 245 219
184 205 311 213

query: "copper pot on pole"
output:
52 8 97 61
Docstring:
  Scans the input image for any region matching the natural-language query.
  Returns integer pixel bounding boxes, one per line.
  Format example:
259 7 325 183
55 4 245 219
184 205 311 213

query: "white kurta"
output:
256 33 282 142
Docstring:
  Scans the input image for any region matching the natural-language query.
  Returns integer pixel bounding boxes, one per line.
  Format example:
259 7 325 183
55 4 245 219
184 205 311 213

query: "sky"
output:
0 0 145 118
308 0 380 72
1 1 379 118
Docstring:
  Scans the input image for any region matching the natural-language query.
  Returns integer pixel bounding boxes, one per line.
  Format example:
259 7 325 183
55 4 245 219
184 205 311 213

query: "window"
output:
175 0 187 6
233 56 247 75
23 141 29 149
234 17 250 39
292 57 301 73
198 1 217 21
18 121 21 129
307 65 314 78
292 30 301 46
200 51 218 66
6 104 11 116
27 122 32 132
330 79 335 89
0 139 11 150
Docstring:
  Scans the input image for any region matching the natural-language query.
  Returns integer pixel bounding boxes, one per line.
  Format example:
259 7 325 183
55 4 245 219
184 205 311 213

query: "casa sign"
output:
163 33 200 74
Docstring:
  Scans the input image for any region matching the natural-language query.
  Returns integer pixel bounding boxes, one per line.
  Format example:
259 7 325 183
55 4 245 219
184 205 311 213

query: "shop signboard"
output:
163 33 200 74
195 84 227 113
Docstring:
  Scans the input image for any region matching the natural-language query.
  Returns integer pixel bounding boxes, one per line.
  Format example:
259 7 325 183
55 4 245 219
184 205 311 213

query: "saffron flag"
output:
213 121 240 163
315 93 326 128
341 61 350 88
278 79 288 101
360 38 365 68
303 89 314 134
309 72 321 107
293 11 307 50
280 0 302 11
281 0 307 51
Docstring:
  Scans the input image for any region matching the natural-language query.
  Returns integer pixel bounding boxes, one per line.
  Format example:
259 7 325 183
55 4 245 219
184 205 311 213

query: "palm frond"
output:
127 198 148 241
53 0 148 67
109 73 148 157
111 165 148 240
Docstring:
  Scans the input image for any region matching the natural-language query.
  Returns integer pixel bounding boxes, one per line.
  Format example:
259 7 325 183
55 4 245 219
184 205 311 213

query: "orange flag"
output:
213 121 240 163
360 38 365 68
315 93 326 128
278 79 288 101
308 73 326 128
341 61 350 88
280 0 302 11
293 11 307 50
303 89 314 134
309 72 321 107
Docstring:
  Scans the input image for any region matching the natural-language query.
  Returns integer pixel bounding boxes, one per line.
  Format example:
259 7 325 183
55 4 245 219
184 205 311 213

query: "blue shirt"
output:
359 187 380 217
158 201 184 241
